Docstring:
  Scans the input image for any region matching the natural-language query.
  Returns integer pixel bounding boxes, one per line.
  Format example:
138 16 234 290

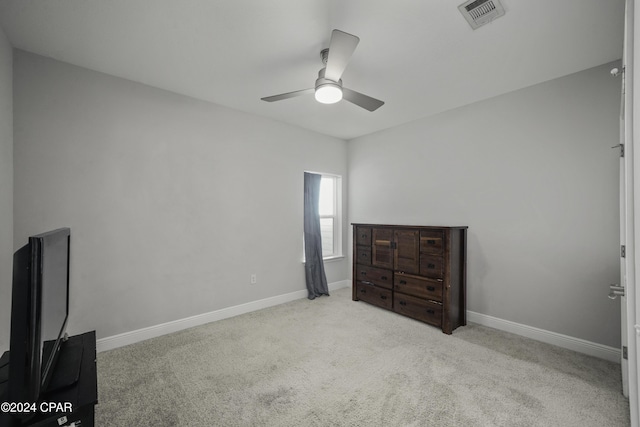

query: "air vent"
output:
458 0 505 30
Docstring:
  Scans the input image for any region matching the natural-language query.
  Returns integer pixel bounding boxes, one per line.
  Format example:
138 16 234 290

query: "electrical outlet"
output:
250 274 257 284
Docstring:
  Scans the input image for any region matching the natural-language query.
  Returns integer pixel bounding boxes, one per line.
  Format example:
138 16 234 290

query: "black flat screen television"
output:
8 228 71 406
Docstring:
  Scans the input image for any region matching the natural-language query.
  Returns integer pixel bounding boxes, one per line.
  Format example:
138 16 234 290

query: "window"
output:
319 175 339 257
305 173 342 260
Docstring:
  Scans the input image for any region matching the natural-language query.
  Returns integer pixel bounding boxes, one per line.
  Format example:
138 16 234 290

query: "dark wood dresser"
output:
352 224 468 334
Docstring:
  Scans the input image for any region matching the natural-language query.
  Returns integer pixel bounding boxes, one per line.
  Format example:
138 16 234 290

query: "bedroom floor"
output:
96 287 629 427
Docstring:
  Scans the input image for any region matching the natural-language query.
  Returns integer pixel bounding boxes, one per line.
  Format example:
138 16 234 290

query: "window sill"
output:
301 255 345 264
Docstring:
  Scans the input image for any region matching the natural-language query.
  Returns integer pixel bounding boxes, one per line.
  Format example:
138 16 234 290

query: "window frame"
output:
318 174 341 259
303 171 343 262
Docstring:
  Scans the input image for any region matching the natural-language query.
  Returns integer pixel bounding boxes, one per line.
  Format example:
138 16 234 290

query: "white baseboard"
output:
467 311 621 363
98 283 618 363
96 280 350 353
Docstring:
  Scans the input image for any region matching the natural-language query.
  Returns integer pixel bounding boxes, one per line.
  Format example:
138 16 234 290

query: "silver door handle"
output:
608 284 625 299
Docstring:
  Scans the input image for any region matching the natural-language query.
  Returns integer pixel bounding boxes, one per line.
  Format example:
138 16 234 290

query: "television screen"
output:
8 227 70 406
35 229 70 390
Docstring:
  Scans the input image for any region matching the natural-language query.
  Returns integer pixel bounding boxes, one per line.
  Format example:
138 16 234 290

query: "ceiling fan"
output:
261 29 384 112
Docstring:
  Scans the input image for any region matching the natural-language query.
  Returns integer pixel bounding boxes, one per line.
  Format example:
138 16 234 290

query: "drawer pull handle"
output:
427 239 436 244
399 280 407 285
399 301 407 306
428 263 435 269
380 295 387 300
381 276 388 280
360 271 367 276
427 286 435 292
426 309 435 314
361 281 374 286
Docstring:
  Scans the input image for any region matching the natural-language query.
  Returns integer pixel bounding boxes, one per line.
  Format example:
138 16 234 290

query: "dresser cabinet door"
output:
394 229 419 274
372 228 394 269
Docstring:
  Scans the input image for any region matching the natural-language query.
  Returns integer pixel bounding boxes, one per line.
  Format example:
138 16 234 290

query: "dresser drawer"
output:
393 293 442 327
355 282 392 310
355 265 393 289
355 226 372 246
420 255 444 279
356 246 371 265
394 273 442 302
420 230 444 254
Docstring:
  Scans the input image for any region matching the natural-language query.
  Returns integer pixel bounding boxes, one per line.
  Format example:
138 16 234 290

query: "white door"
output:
615 4 630 390
617 78 629 397
613 0 633 400
624 1 639 426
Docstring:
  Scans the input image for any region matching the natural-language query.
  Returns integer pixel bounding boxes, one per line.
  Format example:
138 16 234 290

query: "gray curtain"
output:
304 172 329 299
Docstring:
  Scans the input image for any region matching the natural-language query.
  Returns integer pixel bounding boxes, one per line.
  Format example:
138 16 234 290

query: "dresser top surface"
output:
351 223 468 230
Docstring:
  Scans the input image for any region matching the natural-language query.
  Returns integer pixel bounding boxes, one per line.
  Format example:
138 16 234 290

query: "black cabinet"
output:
0 331 97 427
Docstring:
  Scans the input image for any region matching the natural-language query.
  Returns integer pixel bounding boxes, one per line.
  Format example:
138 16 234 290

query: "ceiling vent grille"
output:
458 0 505 30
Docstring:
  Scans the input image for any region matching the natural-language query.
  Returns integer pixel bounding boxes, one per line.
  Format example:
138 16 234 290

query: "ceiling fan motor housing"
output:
315 68 343 103
315 67 342 90
316 50 342 95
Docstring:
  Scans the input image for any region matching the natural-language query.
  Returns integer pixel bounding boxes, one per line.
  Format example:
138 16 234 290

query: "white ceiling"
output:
0 0 625 140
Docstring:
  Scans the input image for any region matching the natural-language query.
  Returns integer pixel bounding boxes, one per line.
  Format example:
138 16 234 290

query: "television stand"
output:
44 337 84 393
0 331 97 427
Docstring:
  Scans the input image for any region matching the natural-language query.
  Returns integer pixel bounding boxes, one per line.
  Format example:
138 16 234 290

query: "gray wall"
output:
0 27 12 352
12 51 349 343
6 48 623 350
348 62 622 347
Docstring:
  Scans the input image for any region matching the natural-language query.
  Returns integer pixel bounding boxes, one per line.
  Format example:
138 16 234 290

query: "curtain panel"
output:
303 172 329 299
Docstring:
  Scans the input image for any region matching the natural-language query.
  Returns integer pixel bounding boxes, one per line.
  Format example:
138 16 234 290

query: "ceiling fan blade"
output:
342 88 384 112
324 30 360 82
261 88 314 102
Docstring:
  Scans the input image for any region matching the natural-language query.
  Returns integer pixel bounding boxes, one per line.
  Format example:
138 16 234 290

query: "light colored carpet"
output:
96 287 630 426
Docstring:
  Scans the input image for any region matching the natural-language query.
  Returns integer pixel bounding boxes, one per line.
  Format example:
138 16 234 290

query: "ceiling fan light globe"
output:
315 84 343 104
